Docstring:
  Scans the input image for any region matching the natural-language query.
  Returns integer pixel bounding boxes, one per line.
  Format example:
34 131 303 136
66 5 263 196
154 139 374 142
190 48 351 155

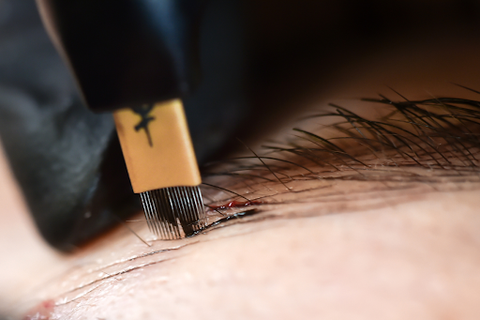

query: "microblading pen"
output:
35 0 207 239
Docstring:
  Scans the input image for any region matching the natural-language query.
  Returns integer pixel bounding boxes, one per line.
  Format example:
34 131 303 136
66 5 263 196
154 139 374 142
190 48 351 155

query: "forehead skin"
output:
3 39 480 319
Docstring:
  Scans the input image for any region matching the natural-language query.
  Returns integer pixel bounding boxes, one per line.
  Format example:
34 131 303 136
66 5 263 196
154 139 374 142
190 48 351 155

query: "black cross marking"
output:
132 104 156 147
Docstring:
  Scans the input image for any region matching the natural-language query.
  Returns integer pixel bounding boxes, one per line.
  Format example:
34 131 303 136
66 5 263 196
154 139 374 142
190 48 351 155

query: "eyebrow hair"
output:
199 89 480 225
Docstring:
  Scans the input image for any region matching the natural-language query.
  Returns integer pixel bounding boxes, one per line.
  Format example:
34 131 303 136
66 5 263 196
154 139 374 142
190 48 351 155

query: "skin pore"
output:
3 37 480 320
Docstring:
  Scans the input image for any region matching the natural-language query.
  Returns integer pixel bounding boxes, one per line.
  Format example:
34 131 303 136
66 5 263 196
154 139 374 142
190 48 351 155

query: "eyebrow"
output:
199 90 480 223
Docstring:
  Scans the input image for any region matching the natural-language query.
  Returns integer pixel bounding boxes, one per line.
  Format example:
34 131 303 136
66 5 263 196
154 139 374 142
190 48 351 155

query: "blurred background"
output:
241 0 480 141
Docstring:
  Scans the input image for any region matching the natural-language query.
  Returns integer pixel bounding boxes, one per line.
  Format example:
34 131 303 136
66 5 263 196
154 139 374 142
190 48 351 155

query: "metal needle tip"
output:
139 186 206 239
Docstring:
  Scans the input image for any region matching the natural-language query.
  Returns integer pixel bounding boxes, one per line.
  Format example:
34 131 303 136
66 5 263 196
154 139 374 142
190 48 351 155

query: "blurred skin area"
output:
2 1 480 319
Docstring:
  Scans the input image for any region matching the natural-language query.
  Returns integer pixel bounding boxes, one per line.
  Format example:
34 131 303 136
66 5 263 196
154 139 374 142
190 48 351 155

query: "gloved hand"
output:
0 0 247 251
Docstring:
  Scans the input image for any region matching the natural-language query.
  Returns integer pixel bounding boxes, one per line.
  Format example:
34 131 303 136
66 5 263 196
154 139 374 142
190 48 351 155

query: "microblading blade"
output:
140 186 206 239
113 100 204 240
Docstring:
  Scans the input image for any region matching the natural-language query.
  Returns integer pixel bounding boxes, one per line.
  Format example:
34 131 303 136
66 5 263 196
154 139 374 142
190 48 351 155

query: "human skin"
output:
2 37 480 320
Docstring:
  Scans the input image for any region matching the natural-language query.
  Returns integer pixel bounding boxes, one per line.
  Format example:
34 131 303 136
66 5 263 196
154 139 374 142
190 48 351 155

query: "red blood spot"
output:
208 200 263 211
23 299 55 320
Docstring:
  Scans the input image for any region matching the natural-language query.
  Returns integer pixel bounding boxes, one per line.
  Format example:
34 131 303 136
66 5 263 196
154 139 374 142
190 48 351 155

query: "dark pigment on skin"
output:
207 200 264 211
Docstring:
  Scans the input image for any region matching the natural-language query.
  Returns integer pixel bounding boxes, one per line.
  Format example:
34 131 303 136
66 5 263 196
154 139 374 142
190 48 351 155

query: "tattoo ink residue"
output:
191 209 261 236
207 200 264 211
23 299 55 320
132 104 155 147
175 199 266 236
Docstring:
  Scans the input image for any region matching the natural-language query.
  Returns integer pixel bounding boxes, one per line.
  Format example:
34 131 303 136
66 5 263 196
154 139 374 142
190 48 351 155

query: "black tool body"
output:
36 0 204 112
